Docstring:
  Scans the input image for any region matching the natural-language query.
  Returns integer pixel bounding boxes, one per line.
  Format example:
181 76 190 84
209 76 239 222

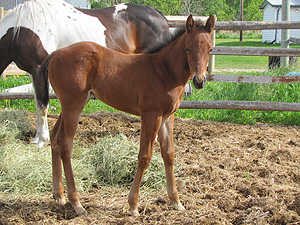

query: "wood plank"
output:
290 37 300 44
180 100 300 112
0 92 57 100
206 74 300 83
167 17 300 30
215 21 300 30
211 47 300 57
1 92 300 112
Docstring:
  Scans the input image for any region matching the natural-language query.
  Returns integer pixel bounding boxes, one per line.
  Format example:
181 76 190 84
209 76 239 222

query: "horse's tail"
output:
34 54 53 109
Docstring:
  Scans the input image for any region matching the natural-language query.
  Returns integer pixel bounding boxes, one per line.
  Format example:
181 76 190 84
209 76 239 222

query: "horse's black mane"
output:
147 26 185 54
147 21 205 54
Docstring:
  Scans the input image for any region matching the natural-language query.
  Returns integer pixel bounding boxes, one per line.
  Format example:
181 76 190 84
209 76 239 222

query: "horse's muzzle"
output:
193 76 206 89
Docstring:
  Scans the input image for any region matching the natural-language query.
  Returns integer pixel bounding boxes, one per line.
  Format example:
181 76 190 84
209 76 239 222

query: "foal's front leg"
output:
128 112 162 216
158 114 185 211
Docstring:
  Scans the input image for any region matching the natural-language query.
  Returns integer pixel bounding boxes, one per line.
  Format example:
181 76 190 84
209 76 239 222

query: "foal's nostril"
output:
193 76 206 89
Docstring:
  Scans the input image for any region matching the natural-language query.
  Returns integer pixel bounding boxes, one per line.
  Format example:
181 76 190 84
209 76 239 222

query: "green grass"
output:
215 39 300 70
1 39 300 126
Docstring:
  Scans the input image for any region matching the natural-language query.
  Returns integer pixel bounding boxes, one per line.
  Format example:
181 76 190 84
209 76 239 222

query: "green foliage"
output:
244 0 264 21
90 0 264 20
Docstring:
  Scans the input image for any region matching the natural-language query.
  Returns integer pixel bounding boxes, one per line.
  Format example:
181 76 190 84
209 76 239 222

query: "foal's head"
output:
185 15 215 89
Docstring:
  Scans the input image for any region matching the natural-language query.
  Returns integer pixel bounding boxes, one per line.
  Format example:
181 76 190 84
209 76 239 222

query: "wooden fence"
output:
167 16 300 112
1 16 300 112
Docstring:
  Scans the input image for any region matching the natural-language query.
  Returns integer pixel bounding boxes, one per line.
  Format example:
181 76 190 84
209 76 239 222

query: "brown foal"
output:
37 15 215 216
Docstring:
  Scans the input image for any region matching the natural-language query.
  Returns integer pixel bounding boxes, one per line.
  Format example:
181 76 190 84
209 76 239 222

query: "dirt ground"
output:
1 111 300 225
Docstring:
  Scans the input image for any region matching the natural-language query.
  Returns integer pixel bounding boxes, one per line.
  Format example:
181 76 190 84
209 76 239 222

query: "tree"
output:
90 0 264 21
90 0 181 15
90 0 123 8
244 0 264 21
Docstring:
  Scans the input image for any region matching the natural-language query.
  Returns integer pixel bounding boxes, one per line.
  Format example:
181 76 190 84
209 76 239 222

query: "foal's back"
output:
48 41 162 115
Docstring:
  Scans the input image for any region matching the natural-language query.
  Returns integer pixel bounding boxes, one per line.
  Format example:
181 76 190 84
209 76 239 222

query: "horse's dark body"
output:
78 4 169 54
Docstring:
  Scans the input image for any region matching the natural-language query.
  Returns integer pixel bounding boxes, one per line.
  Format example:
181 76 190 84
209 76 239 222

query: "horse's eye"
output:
209 49 213 53
185 47 190 53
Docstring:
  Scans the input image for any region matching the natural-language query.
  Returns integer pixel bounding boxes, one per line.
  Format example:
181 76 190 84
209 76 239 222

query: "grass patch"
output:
85 133 166 189
0 111 167 199
215 39 300 70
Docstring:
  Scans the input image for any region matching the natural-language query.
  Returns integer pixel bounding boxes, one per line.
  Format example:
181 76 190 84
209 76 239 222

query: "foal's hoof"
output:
73 202 87 215
130 209 140 217
74 206 87 215
174 202 185 211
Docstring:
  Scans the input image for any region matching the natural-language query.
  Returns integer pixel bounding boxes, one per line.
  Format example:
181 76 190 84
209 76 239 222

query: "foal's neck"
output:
159 33 190 85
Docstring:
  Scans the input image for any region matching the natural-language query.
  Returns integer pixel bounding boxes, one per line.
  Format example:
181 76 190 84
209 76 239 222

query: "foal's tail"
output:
34 54 53 109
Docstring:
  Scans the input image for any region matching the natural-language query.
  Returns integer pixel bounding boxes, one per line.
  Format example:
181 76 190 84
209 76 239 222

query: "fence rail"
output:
212 47 300 57
1 92 299 112
167 16 300 30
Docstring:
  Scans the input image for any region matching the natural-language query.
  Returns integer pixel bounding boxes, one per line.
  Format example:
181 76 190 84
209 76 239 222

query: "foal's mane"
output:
147 20 206 54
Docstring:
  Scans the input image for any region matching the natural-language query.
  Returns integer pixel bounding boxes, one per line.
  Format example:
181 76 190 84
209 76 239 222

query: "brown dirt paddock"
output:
1 111 300 224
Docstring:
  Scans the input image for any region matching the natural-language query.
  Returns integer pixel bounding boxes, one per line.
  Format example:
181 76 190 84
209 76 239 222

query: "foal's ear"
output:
186 15 195 32
205 14 215 34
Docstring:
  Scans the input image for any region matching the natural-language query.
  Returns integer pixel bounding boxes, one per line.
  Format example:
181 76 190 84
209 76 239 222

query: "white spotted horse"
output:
0 0 170 147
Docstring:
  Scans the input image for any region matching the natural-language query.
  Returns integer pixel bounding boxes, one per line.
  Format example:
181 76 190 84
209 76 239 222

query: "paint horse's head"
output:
185 15 215 89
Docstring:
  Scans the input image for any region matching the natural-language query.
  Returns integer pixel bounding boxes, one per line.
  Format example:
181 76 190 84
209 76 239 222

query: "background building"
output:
259 0 300 43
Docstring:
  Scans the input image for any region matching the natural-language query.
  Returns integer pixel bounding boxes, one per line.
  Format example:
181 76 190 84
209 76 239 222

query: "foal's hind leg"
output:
51 106 86 215
158 114 185 211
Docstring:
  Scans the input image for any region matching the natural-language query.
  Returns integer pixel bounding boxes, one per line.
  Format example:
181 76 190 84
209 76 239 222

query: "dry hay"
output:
1 111 300 224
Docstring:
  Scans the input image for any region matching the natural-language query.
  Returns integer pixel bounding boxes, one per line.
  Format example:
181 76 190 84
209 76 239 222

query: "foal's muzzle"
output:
193 76 206 89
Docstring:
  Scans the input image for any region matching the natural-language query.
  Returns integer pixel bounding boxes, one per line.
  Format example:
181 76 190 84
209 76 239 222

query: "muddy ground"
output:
1 111 300 224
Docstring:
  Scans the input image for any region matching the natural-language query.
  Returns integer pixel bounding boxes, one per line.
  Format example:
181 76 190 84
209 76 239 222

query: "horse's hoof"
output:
37 139 47 148
57 198 66 206
130 210 140 217
32 136 49 148
31 137 39 144
175 202 185 211
53 194 66 206
75 206 87 215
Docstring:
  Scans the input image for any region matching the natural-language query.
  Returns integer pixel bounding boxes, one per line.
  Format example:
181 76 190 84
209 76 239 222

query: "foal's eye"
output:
185 47 190 53
209 49 213 53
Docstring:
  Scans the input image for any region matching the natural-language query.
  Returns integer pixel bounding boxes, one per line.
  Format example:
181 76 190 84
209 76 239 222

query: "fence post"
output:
208 15 216 74
0 7 4 19
0 7 5 79
281 0 290 67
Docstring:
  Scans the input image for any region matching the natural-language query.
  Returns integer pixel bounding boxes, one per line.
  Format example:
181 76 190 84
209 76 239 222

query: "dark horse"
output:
36 15 215 216
0 0 169 147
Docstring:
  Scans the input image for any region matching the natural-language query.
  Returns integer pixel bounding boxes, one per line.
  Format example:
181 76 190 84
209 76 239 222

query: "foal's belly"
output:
91 89 141 116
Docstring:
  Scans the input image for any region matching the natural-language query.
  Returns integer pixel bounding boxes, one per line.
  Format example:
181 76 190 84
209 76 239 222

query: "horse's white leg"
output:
128 112 162 216
36 104 49 147
158 114 185 211
30 75 49 147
